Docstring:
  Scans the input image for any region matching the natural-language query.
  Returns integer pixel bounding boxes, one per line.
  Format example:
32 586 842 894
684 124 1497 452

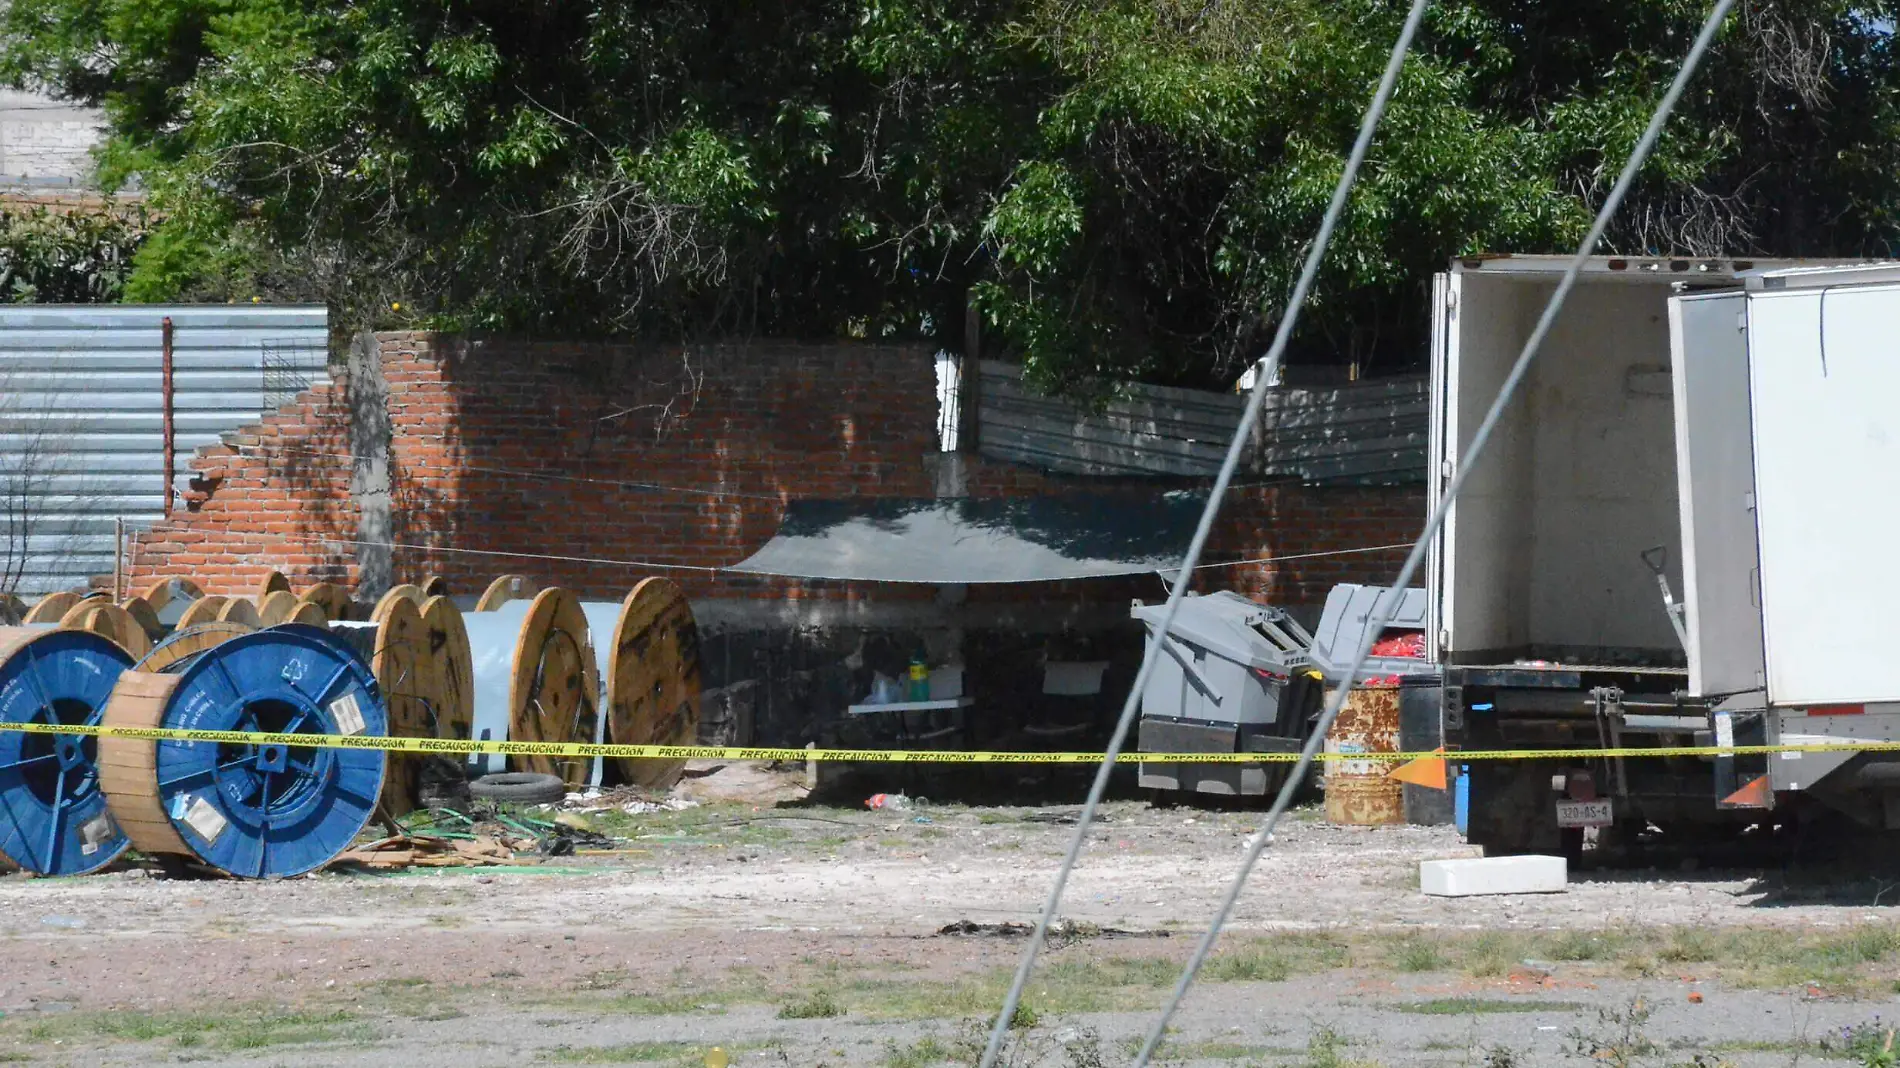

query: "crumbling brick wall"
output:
124 332 1421 611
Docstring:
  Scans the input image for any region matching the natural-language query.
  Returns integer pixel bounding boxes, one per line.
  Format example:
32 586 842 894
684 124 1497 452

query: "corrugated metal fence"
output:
977 361 1427 483
0 305 329 595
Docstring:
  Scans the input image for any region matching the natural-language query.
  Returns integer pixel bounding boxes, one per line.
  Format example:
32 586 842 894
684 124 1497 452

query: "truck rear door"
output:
1667 291 1766 697
1747 279 1900 705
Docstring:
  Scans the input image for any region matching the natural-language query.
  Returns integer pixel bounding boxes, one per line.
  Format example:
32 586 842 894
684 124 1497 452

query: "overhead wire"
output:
1125 2 1741 1063
976 0 1432 1062
131 526 1406 583
220 442 1366 506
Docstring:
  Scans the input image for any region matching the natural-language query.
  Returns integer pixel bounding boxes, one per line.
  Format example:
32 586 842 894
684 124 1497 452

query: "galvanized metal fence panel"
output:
0 305 330 595
977 361 1426 483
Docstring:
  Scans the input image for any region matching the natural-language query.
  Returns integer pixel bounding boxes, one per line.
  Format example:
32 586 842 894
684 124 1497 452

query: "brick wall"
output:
124 332 1420 613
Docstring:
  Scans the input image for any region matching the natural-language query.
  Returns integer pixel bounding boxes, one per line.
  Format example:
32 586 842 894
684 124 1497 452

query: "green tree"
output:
4 0 1897 390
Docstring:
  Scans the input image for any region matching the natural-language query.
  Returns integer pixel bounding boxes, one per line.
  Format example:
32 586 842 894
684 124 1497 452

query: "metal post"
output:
160 317 175 519
113 516 124 602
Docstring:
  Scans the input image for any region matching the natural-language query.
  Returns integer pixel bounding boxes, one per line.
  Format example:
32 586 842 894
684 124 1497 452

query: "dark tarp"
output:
727 494 1206 584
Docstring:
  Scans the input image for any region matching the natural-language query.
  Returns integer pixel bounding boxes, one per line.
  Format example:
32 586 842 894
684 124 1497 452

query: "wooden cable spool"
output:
331 595 428 818
420 596 473 742
286 600 329 627
174 595 228 631
59 600 153 660
420 576 451 597
474 574 539 613
216 598 262 628
256 590 301 625
253 570 292 604
465 587 597 786
24 591 81 625
99 626 386 878
581 578 703 790
139 623 255 674
118 596 164 645
298 582 353 623
372 585 423 620
138 577 204 614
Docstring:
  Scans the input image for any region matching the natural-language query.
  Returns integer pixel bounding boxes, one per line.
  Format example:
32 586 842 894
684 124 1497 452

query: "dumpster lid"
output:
1130 591 1313 671
726 492 1205 584
1309 583 1430 679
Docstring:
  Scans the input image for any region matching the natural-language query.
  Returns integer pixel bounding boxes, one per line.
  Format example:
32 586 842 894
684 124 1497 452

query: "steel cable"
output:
976 0 1432 1061
1127 2 1740 1062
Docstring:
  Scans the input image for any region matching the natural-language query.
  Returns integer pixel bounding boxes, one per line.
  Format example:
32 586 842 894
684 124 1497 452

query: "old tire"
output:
469 772 567 805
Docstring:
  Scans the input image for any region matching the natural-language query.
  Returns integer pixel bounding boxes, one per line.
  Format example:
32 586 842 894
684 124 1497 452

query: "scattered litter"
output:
867 793 911 810
39 914 84 929
332 834 533 870
1019 810 1112 825
620 798 698 815
911 816 932 824
936 918 1168 942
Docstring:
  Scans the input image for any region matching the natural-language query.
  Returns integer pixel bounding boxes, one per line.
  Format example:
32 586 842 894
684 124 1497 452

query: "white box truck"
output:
1430 254 1900 856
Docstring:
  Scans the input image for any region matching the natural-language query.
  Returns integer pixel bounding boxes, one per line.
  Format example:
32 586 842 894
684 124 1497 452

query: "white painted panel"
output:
1748 284 1900 704
1440 272 1538 657
1426 272 1450 660
1523 283 1683 655
1668 292 1766 695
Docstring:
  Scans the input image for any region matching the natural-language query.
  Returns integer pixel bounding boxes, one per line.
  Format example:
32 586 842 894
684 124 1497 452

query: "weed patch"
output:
1394 998 1585 1016
778 990 845 1020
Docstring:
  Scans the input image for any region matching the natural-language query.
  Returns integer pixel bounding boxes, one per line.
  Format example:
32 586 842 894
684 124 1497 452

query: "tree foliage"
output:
0 205 147 303
4 0 1898 389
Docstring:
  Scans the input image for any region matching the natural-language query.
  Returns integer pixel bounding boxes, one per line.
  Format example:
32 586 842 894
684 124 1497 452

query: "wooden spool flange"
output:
174 595 228 631
253 570 292 604
475 574 539 613
59 600 152 659
24 591 80 625
256 590 300 626
592 579 703 790
298 582 353 623
420 596 473 742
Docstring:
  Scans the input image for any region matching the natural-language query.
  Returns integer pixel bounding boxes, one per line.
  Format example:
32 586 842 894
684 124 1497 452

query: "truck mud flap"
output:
1713 709 1772 810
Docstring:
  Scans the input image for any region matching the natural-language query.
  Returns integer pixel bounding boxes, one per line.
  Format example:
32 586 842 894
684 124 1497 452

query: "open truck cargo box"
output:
1425 255 1792 668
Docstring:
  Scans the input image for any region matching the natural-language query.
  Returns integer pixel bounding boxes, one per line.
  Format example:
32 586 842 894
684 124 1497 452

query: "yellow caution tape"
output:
1 720 1898 764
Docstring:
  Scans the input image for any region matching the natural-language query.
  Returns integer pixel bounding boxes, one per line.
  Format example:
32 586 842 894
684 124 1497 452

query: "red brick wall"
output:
123 332 1421 608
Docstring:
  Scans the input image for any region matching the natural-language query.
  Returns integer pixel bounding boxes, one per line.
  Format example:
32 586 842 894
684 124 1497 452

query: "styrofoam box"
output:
1420 855 1567 897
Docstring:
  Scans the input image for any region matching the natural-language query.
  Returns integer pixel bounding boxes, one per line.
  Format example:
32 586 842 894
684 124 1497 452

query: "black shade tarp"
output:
727 494 1206 584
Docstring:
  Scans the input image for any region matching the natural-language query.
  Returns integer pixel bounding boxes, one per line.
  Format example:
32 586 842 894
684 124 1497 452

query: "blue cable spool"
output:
100 624 388 878
0 627 134 875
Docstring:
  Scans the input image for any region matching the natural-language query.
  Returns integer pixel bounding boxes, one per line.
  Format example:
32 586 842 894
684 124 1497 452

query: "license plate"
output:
1556 799 1614 828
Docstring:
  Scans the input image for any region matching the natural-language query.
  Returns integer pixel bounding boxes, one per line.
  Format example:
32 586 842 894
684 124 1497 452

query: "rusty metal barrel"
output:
1322 682 1403 826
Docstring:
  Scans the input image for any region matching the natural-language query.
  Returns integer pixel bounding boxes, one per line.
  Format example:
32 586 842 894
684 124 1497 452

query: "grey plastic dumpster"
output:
1131 591 1319 797
1308 583 1429 682
1309 584 1449 825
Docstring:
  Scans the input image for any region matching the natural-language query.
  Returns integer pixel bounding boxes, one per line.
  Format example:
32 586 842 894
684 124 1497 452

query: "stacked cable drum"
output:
464 577 599 788
0 568 699 879
98 624 387 878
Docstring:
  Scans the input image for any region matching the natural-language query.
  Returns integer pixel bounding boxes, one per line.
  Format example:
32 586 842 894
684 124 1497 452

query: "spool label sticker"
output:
180 795 227 844
78 814 114 855
329 693 366 736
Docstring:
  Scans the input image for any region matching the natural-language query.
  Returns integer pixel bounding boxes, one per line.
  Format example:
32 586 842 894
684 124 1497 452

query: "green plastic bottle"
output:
907 651 930 701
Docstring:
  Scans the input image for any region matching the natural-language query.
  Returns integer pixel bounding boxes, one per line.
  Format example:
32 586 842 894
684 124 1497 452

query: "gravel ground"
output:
1 765 1897 1066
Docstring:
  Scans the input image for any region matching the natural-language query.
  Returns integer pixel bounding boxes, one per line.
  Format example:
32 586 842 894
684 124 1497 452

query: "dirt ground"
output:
3 762 1900 1067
